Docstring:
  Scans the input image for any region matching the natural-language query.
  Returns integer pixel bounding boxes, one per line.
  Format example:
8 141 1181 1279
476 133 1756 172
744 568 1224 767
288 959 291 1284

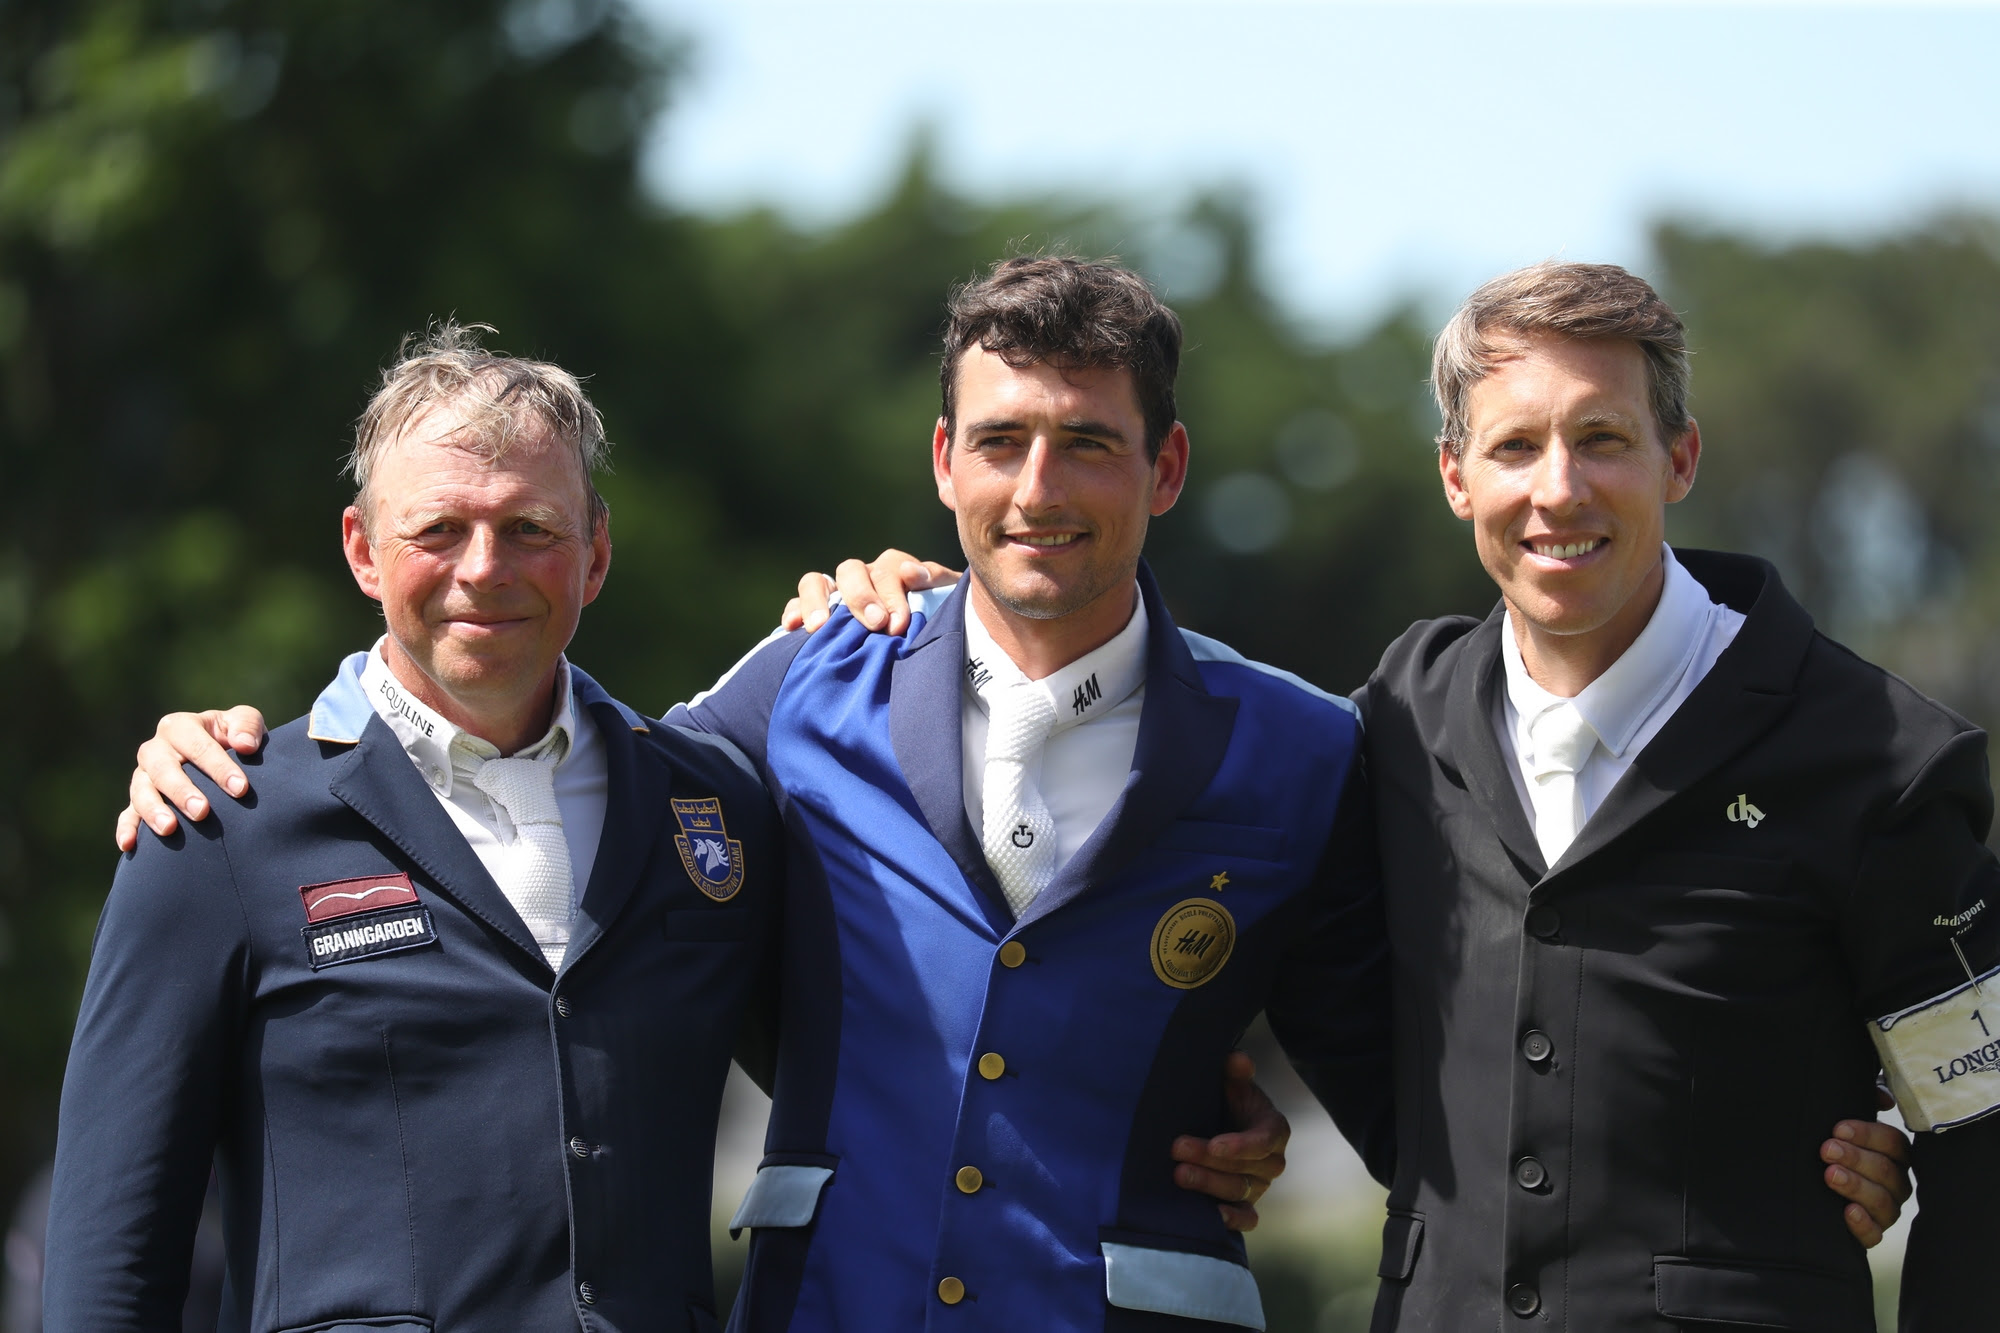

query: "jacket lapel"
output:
327 715 548 968
1016 566 1238 931
889 583 1012 919
1444 609 1548 882
563 672 672 974
1544 551 1812 883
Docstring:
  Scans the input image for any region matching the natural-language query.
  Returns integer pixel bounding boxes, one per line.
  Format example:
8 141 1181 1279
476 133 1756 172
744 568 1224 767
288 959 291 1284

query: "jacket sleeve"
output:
666 637 807 1093
730 783 787 1098
1264 742 1397 1186
1837 726 2000 1331
661 626 811 769
731 908 784 1098
41 804 249 1331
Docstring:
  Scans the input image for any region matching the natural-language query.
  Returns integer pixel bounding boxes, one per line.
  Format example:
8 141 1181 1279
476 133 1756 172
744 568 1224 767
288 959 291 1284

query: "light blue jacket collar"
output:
308 649 650 744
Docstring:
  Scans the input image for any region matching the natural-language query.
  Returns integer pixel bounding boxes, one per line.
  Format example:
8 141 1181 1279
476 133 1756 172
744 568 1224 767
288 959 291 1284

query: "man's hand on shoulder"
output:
1170 1051 1290 1233
115 706 269 851
780 549 961 637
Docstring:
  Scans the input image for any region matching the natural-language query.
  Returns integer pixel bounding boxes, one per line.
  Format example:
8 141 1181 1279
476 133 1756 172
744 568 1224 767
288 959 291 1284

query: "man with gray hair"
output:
43 324 781 1331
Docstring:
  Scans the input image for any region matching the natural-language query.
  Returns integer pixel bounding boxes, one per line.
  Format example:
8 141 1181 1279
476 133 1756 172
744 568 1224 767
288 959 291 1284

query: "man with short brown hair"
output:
1360 260 1998 1330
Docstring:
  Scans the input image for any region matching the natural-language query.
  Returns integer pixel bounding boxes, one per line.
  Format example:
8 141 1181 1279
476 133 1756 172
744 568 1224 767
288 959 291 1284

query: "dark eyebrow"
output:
962 417 1130 443
1060 418 1127 442
964 412 1136 444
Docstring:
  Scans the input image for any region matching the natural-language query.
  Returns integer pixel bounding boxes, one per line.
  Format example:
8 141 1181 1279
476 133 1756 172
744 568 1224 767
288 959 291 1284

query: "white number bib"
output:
1869 964 2000 1132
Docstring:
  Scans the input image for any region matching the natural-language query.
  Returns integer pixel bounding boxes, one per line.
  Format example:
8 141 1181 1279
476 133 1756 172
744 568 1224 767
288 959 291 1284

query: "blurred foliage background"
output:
4 1 1997 1328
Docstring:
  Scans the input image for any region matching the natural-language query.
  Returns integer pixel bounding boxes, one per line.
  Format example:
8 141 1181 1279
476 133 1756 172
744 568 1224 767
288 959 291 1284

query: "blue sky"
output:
633 0 2000 328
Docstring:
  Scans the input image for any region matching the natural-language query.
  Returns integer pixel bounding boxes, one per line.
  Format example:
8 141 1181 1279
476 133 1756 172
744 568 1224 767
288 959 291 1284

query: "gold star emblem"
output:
1210 871 1230 891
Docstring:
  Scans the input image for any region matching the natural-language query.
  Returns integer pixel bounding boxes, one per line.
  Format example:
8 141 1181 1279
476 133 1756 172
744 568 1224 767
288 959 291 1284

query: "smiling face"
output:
343 399 611 743
934 347 1188 670
1440 330 1699 682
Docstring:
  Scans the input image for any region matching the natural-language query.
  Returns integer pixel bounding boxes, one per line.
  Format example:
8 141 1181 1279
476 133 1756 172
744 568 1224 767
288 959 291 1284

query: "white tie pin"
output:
1952 937 1985 994
1936 900 1989 994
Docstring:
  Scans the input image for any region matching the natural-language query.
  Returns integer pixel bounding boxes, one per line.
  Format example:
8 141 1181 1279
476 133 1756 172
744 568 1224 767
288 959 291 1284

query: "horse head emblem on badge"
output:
671 796 746 901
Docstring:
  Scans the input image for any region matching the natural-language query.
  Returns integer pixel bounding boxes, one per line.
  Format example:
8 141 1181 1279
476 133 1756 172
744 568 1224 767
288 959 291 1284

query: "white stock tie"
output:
981 681 1060 917
1526 702 1599 868
471 754 575 969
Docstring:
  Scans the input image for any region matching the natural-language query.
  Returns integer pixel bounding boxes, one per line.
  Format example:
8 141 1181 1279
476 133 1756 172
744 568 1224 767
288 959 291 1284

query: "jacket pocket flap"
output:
1154 820 1286 863
278 1321 432 1333
1377 1211 1425 1281
1627 852 1792 893
728 1163 834 1235
1653 1257 1873 1331
1101 1241 1265 1330
663 907 751 941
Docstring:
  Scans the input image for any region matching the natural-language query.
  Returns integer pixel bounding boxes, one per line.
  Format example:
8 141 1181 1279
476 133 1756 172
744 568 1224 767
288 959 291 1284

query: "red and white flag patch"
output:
301 873 420 923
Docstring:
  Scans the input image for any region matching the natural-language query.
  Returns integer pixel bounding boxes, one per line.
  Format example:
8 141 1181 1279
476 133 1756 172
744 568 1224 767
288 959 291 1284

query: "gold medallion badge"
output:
1150 898 1237 989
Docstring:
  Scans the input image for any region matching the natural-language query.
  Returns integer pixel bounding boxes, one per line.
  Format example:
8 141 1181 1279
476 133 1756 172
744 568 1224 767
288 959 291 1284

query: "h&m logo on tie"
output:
1071 673 1102 716
1725 793 1765 829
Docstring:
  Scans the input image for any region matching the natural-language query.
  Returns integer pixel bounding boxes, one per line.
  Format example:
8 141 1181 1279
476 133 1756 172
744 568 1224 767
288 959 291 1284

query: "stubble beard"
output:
968 545 1129 624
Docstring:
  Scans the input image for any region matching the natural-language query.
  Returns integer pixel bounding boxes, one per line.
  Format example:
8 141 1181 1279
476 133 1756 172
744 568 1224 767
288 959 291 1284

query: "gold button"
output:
977 1052 1005 1080
999 941 1027 968
955 1165 983 1193
938 1276 965 1304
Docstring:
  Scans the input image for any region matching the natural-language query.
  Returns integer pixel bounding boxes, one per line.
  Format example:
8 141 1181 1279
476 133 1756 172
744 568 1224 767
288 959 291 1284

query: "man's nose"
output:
1013 436 1066 512
456 526 511 586
1531 439 1589 513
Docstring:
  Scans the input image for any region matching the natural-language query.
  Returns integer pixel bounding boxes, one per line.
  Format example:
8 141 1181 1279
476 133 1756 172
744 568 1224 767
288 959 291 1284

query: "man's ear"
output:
342 506 384 602
1439 445 1475 520
1665 419 1702 504
1148 422 1192 517
933 417 958 512
580 513 613 608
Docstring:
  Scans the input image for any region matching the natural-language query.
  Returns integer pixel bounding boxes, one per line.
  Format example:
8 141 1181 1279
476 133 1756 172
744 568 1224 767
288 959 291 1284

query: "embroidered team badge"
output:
672 796 745 902
1151 898 1237 990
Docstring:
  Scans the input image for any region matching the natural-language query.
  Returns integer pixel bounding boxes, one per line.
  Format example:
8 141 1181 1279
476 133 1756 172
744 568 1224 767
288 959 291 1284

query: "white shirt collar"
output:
962 585 1149 736
1501 544 1719 758
358 638 577 796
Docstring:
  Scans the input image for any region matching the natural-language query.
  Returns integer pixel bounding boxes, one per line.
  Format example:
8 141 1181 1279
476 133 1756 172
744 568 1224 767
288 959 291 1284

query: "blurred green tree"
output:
1657 217 2000 733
